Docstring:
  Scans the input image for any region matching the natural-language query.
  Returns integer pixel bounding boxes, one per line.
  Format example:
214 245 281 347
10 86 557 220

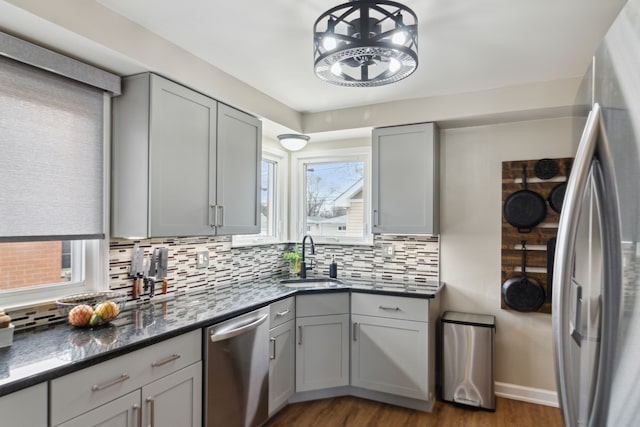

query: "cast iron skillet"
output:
502 240 545 312
549 160 572 214
503 163 547 233
534 158 559 180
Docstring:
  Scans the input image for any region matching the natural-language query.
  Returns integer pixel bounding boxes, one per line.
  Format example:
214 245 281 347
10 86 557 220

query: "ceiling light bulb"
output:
389 58 401 73
392 30 406 45
331 62 342 76
323 36 337 50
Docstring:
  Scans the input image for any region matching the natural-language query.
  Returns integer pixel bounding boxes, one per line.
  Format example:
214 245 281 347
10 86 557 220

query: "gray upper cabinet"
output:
372 123 439 234
111 73 261 238
215 103 261 235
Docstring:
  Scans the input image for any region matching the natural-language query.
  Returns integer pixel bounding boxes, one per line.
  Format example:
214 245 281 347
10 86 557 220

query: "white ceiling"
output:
95 0 626 114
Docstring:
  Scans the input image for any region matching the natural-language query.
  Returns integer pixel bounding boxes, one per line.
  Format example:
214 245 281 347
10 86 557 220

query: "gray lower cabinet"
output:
269 298 296 415
0 383 47 427
50 330 201 427
351 293 435 406
372 122 439 234
351 315 428 399
57 363 202 427
295 293 350 392
112 73 261 238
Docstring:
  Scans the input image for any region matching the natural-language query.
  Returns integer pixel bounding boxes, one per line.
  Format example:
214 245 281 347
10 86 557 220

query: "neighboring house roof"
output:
334 178 363 208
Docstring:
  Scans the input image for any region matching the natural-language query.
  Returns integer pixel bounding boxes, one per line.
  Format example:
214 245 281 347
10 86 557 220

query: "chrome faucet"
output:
300 234 316 279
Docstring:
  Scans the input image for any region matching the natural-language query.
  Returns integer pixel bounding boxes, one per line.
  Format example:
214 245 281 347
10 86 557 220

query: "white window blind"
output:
0 56 105 241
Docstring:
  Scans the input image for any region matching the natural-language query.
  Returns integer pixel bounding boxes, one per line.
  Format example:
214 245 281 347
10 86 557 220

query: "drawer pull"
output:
147 396 155 427
151 353 181 367
276 309 291 318
298 326 303 345
270 337 277 360
353 322 358 341
92 373 130 391
379 305 400 311
133 404 142 427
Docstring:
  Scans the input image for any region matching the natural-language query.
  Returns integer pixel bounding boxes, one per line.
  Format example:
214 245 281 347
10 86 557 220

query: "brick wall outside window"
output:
0 242 64 290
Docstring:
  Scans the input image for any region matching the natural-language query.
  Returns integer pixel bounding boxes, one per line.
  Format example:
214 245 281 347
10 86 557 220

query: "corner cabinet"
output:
372 123 439 234
351 293 438 409
112 73 261 238
295 293 350 392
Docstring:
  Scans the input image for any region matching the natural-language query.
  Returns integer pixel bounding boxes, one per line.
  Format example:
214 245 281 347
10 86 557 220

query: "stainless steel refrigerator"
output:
553 0 640 425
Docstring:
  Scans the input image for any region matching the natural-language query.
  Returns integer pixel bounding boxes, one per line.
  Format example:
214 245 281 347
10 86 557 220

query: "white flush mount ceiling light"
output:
313 0 418 87
278 134 310 151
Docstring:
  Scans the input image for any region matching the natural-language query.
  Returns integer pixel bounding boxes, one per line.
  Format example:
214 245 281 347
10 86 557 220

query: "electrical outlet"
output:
196 251 209 268
382 243 395 258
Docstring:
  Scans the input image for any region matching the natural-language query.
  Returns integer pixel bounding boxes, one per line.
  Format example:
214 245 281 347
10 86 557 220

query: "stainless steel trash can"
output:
441 311 496 411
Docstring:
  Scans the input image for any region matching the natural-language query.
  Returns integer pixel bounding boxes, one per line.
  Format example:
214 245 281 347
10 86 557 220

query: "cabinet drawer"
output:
270 297 295 328
51 329 201 426
296 293 349 317
351 293 428 322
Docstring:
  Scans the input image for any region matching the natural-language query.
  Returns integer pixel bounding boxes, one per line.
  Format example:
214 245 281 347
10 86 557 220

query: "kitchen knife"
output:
148 248 159 298
135 247 145 298
131 244 141 299
142 257 150 296
158 247 169 294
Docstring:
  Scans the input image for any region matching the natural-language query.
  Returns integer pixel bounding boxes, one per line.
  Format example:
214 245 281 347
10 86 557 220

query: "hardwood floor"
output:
265 396 563 427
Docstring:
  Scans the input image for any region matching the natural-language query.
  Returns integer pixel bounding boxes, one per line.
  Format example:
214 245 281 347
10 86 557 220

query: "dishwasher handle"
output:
209 312 269 343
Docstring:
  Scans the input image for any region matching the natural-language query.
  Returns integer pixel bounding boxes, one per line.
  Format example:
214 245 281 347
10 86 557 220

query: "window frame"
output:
291 146 372 245
232 144 288 246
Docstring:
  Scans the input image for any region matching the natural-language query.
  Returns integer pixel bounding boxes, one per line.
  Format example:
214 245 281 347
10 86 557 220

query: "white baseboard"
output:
495 382 559 407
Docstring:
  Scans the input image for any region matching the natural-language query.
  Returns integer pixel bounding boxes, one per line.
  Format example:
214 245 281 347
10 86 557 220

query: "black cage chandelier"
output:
313 0 418 87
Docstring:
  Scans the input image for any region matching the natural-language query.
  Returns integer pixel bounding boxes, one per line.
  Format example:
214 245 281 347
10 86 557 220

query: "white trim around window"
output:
290 146 372 245
232 144 289 246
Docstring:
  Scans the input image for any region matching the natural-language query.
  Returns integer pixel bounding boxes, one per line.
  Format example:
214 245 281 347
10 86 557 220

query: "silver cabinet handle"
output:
151 353 181 367
146 397 155 427
276 309 290 318
379 305 400 311
373 209 378 227
91 373 130 391
209 204 217 228
298 326 302 345
133 404 142 427
217 205 224 227
270 337 276 360
353 322 358 341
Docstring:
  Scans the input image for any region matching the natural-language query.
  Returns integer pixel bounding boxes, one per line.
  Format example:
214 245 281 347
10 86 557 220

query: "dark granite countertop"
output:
0 275 441 397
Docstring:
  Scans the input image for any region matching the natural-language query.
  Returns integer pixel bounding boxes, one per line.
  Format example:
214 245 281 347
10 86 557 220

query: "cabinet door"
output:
56 390 141 427
351 314 429 400
216 103 262 235
296 314 349 392
372 123 439 234
149 75 218 237
0 383 47 427
141 362 202 427
269 320 295 415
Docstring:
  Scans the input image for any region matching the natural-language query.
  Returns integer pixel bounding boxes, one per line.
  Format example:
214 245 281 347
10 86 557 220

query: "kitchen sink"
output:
280 278 343 288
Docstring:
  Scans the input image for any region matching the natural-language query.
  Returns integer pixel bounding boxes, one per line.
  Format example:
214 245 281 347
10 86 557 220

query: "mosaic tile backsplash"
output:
8 234 438 330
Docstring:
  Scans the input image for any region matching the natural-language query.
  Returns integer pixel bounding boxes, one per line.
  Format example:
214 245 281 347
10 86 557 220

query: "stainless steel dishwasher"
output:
205 306 270 427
